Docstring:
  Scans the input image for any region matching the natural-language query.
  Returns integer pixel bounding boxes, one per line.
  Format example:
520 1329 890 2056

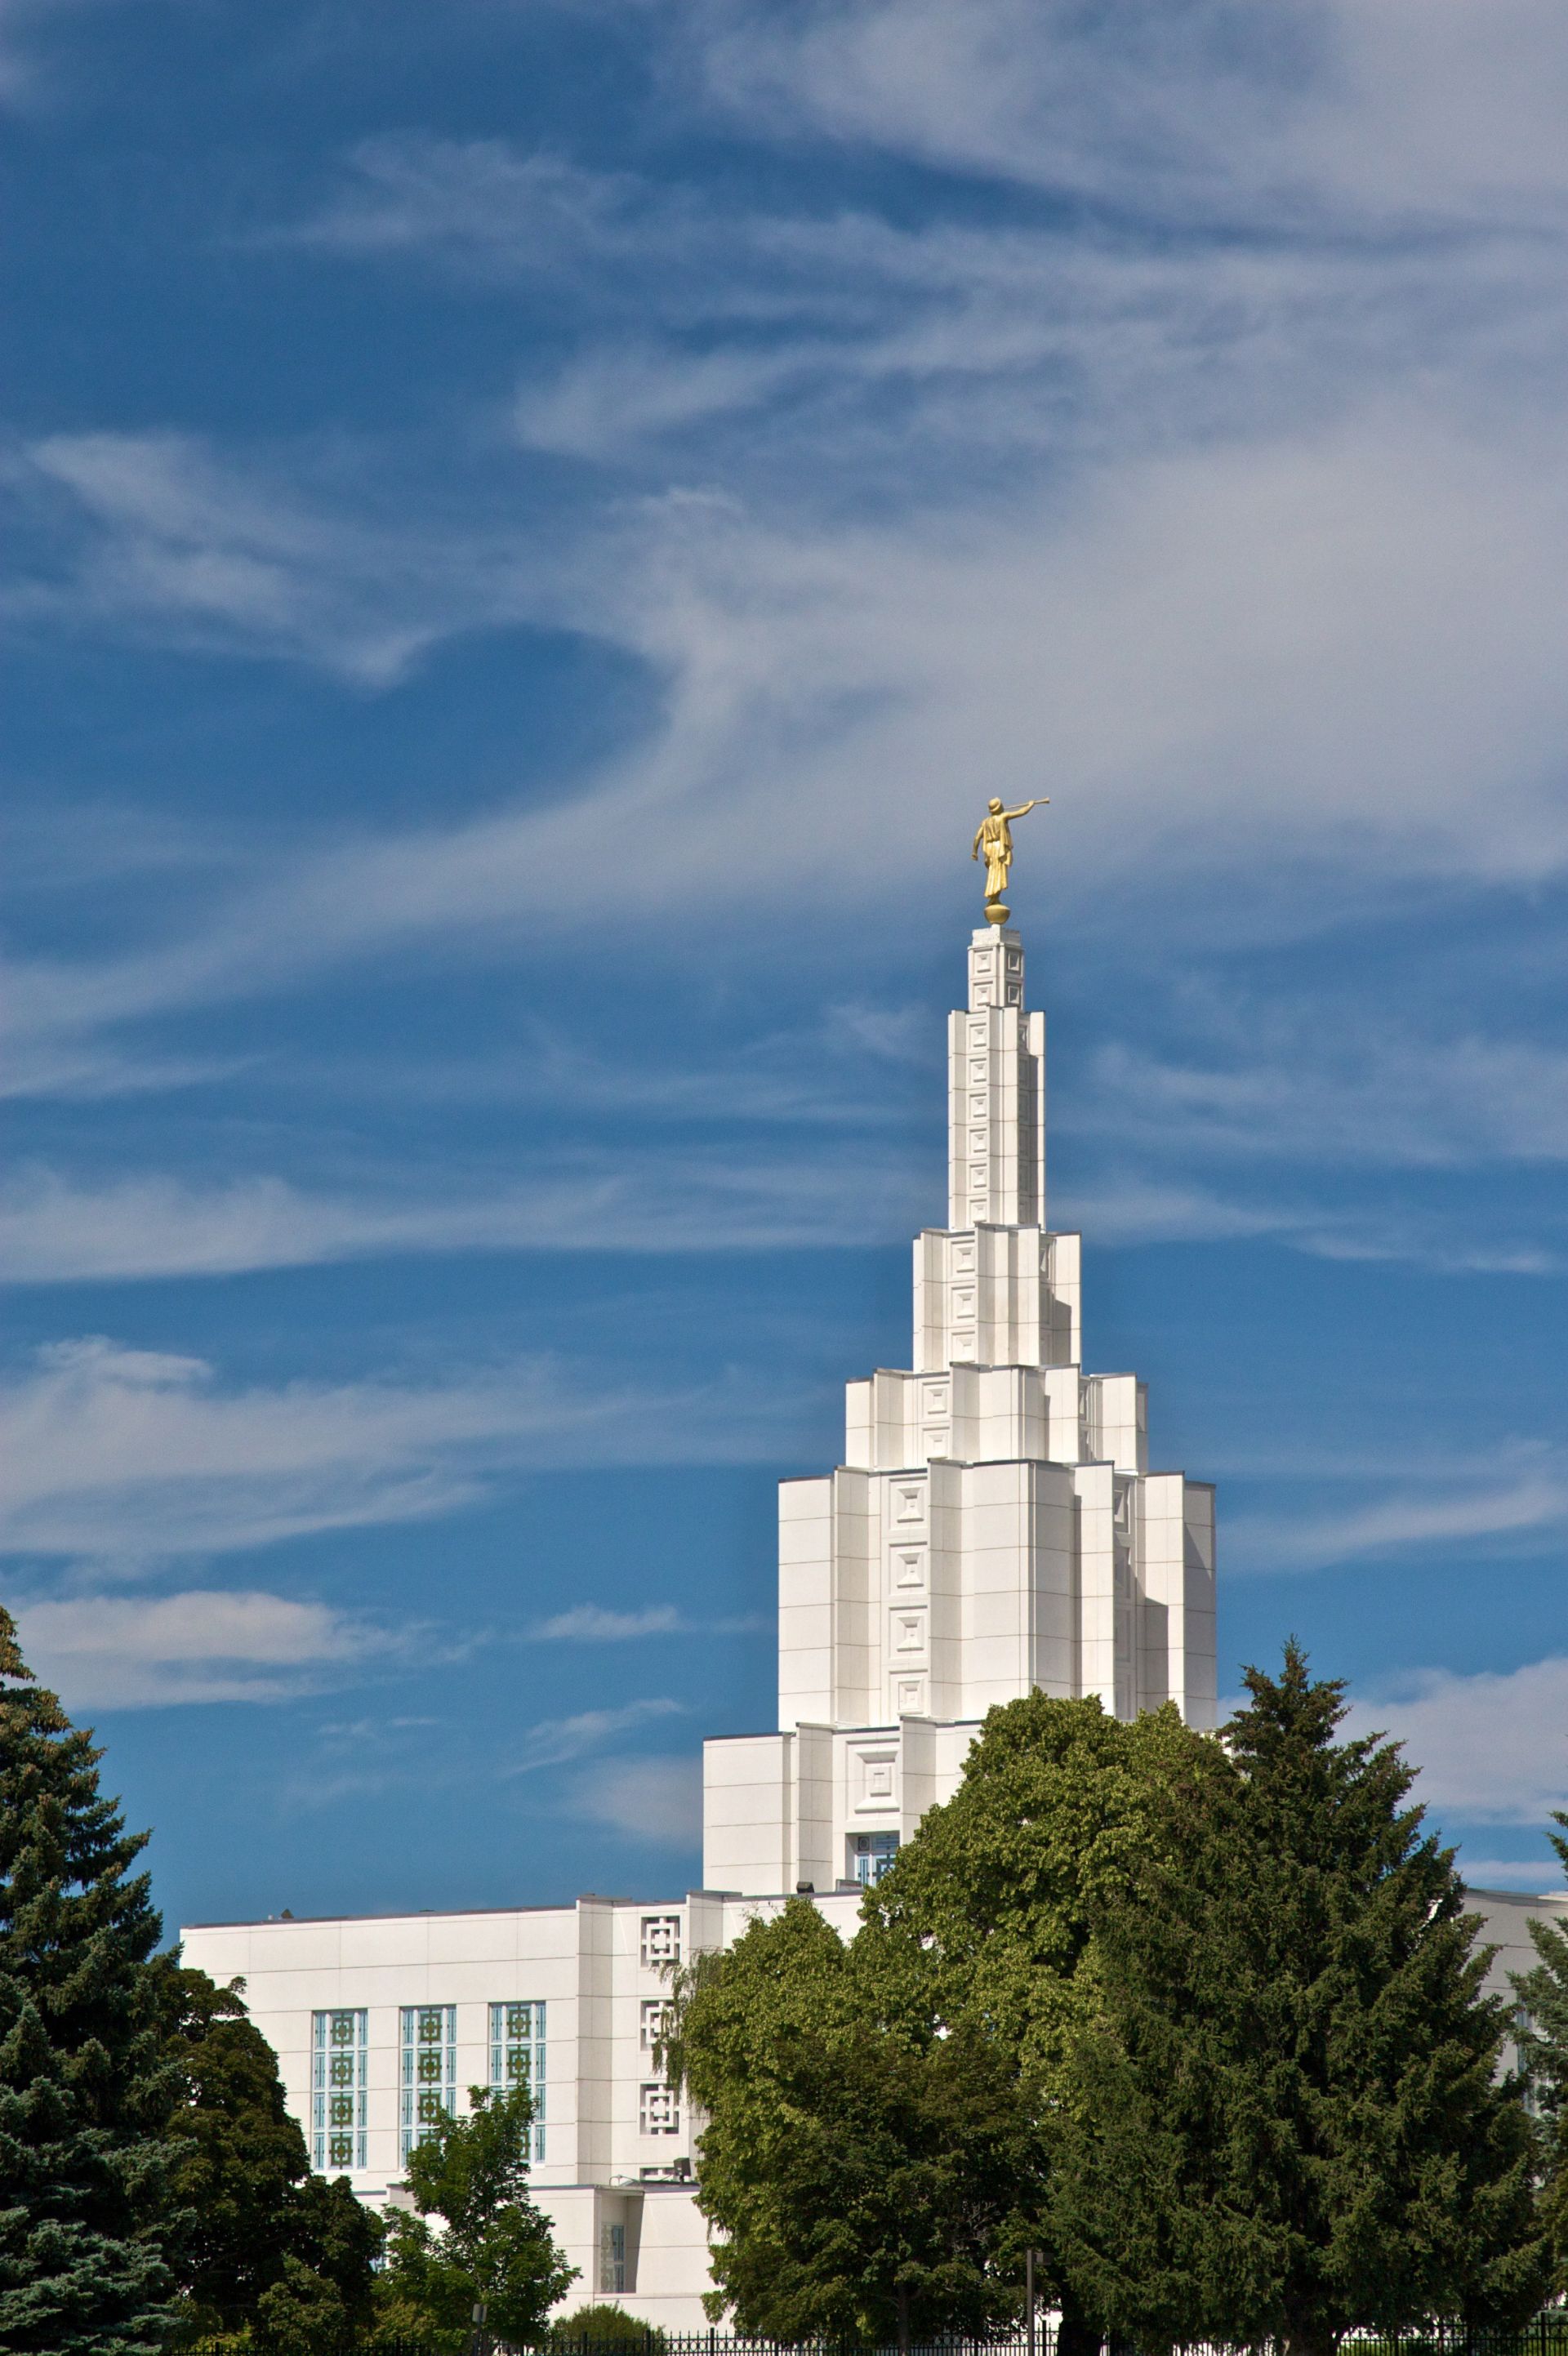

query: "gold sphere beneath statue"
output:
985 901 1009 926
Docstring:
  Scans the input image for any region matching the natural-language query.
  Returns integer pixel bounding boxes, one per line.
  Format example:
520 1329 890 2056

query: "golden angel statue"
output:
972 795 1049 918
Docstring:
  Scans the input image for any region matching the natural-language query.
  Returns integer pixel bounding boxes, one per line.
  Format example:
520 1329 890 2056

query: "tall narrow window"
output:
849 1831 900 1886
312 2009 368 2172
488 2001 546 2162
599 2221 626 2294
400 2005 457 2162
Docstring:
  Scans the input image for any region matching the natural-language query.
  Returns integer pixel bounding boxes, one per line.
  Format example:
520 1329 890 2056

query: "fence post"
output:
1026 2245 1037 2356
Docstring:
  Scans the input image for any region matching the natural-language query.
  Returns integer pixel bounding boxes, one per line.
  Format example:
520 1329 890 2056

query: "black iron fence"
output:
189 2318 1568 2356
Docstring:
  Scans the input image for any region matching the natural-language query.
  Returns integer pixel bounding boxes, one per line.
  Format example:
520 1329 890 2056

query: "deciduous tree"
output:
377 2082 576 2351
158 1962 381 2345
860 1691 1213 2091
669 1695 1211 2349
668 1896 1032 2349
547 2300 666 2349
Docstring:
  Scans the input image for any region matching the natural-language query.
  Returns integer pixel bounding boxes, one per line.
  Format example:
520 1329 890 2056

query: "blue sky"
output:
8 0 1568 1930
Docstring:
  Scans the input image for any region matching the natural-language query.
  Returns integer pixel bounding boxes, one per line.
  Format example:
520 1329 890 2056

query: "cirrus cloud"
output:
0 1335 799 1565
11 1587 415 1712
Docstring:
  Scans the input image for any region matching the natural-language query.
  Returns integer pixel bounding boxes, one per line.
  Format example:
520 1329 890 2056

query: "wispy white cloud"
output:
515 341 804 461
1228 1448 1568 1576
13 1586 413 1711
10 401 1568 1092
530 1602 764 1641
506 1698 685 1775
1055 1178 1290 1250
1079 1023 1568 1172
0 1145 929 1281
0 1336 799 1563
285 139 648 277
1348 1654 1568 1825
6 3 1568 1111
2 1145 1560 1299
532 1605 682 1642
2 990 929 1116
5 429 542 686
0 1043 255 1107
572 1753 703 1846
690 0 1568 232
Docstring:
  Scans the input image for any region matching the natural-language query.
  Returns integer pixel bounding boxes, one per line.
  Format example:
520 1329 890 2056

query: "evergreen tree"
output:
0 1606 180 2354
377 2082 576 2351
157 1962 381 2343
1509 1810 1568 2288
1049 1643 1548 2354
1511 1810 1568 2115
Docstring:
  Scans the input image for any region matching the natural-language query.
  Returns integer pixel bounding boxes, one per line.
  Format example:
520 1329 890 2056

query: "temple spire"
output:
947 927 1046 1230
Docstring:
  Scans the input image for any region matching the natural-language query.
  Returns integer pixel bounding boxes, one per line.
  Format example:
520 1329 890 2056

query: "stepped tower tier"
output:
702 927 1218 1899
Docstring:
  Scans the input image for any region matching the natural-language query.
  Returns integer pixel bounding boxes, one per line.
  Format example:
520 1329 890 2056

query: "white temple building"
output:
182 920 1222 2325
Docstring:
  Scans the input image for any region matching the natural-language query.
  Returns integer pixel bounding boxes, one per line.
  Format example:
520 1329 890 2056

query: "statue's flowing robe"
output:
977 814 1013 899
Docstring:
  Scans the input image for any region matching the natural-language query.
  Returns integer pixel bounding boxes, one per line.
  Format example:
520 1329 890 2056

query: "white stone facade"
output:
182 1889 855 2327
703 925 1216 1901
180 923 1218 2327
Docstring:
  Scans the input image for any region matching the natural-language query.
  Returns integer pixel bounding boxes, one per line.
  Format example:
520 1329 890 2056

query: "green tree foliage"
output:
1049 1642 1548 2354
254 2252 361 2356
667 1894 1036 2347
158 1962 381 2345
1510 1810 1568 2287
546 2300 666 2349
667 1695 1210 2347
1511 1810 1568 2116
0 1606 180 2354
860 1691 1214 2089
377 2082 576 2351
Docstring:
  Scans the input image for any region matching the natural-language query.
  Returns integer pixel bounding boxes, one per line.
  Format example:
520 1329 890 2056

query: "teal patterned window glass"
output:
400 2005 457 2162
311 2009 368 2172
489 2001 546 2162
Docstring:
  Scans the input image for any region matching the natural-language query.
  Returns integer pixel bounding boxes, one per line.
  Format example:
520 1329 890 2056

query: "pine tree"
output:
1049 1643 1548 2355
1509 1811 1568 2289
0 1606 180 2353
1511 1812 1568 2114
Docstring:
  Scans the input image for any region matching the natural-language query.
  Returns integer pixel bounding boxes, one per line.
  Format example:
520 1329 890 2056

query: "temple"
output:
702 923 1215 1900
180 920 1218 2325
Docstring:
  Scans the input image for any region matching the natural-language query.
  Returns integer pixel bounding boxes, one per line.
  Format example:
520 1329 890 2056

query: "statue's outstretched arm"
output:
1001 798 1049 821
